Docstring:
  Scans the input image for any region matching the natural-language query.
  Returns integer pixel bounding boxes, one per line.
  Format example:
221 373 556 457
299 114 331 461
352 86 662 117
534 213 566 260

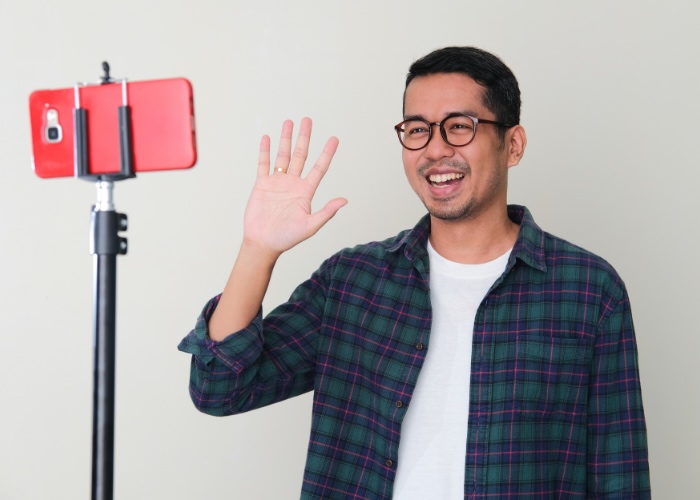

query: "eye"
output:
408 125 428 135
447 120 474 131
444 116 475 136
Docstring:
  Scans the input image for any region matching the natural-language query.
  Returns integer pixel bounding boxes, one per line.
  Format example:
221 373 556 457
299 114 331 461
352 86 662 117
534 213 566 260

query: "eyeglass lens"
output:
398 115 476 149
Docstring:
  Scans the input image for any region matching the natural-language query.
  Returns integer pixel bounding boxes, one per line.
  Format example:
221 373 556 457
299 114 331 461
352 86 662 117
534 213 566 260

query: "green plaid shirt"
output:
179 205 650 499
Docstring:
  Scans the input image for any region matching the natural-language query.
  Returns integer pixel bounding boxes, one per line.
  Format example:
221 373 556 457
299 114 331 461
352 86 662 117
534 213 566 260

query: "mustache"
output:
417 160 471 176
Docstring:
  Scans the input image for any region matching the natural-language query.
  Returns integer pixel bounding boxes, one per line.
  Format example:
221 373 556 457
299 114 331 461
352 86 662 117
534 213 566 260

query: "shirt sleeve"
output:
587 285 651 497
177 263 331 417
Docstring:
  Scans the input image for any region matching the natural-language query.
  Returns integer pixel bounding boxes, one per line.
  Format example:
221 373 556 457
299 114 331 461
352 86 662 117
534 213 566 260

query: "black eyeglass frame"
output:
394 113 513 151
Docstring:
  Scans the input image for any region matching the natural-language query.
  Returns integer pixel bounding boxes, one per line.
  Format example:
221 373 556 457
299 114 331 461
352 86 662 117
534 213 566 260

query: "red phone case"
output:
29 78 197 178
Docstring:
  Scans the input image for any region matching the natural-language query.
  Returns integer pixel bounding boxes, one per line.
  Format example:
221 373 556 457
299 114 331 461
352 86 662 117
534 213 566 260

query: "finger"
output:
274 120 294 173
305 136 339 192
257 135 271 177
287 117 312 176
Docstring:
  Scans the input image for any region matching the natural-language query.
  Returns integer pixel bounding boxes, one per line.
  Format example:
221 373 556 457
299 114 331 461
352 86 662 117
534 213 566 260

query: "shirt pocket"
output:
511 336 592 420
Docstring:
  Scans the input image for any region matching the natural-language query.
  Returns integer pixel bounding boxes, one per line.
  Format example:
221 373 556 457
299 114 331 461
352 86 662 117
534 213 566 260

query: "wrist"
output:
238 238 281 268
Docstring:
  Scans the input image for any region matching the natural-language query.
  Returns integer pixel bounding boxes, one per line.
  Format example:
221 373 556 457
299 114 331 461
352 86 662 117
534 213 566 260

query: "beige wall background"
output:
1 1 697 498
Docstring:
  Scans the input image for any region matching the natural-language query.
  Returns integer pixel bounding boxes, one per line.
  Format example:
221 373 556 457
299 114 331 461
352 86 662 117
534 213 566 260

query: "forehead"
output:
404 73 487 117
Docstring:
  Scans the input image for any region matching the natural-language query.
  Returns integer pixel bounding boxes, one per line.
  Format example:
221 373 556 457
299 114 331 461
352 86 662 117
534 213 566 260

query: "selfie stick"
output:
74 62 134 500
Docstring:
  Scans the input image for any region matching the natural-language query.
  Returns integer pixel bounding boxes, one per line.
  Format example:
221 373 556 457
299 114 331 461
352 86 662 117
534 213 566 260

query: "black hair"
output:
405 47 521 139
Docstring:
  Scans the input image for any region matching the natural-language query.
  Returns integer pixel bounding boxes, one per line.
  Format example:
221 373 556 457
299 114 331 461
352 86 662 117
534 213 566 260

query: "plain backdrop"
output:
1 1 698 498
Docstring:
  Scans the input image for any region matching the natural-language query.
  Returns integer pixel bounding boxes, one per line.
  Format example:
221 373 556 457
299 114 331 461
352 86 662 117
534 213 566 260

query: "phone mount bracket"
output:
73 61 135 182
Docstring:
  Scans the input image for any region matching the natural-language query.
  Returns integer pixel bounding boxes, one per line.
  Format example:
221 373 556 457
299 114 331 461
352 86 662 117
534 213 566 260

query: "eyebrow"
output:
403 110 481 121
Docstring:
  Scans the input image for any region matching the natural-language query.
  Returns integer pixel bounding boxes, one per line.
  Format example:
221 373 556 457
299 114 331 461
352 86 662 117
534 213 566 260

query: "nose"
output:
423 123 455 160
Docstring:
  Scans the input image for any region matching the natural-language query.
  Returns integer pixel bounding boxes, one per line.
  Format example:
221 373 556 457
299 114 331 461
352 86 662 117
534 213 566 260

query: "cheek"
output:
402 153 424 192
401 149 410 168
402 149 422 173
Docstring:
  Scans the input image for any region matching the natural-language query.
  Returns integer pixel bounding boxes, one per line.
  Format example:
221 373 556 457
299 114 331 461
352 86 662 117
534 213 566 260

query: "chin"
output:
426 200 478 221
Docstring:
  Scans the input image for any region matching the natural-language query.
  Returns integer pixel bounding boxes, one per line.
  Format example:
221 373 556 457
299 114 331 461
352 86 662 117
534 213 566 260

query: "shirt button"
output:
415 343 424 350
395 401 403 408
385 459 394 467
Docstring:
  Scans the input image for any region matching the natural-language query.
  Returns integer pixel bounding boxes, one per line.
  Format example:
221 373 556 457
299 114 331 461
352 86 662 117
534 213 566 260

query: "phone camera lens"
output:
47 127 60 141
45 124 62 143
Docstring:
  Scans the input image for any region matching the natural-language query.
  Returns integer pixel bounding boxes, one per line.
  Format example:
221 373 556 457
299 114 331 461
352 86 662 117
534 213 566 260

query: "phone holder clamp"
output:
73 61 135 182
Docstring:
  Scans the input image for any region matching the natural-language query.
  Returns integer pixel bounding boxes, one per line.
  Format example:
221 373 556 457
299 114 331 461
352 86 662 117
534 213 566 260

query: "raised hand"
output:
208 118 347 340
243 117 347 256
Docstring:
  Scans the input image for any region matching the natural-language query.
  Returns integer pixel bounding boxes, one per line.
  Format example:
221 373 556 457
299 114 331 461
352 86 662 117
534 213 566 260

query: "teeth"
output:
428 173 464 183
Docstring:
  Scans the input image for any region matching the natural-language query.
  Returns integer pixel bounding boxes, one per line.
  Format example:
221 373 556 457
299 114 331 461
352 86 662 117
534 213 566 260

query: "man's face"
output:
401 72 514 222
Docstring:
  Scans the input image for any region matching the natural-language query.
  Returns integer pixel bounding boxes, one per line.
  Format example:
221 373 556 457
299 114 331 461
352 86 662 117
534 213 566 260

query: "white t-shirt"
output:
392 241 511 499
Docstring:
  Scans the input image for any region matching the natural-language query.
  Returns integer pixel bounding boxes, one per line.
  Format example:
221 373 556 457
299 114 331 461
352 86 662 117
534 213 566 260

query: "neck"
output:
428 205 518 264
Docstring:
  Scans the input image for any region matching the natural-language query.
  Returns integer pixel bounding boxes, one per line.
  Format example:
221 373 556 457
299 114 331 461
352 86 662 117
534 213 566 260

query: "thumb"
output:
307 197 348 235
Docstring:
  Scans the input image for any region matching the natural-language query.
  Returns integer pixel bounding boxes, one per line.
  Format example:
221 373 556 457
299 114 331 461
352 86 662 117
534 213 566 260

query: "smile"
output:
428 172 464 186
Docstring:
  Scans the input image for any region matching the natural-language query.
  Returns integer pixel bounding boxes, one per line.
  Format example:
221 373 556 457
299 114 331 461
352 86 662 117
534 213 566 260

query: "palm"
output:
242 118 346 254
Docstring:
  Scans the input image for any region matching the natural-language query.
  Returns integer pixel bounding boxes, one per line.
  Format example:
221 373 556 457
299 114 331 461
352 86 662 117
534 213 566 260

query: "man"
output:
179 46 650 499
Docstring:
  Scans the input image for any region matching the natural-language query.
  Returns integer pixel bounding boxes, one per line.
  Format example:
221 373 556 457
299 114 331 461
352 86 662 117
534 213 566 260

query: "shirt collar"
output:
388 205 547 273
507 205 547 273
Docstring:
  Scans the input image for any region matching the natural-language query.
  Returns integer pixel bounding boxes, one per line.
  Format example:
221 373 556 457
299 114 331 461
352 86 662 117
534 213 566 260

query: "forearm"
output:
208 239 280 341
179 254 333 415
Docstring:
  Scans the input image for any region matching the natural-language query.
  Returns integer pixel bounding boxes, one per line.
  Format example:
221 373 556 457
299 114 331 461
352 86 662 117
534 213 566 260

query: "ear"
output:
506 125 527 168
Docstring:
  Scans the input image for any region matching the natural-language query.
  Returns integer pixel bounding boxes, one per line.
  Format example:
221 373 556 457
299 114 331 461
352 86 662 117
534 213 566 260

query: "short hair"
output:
404 47 521 138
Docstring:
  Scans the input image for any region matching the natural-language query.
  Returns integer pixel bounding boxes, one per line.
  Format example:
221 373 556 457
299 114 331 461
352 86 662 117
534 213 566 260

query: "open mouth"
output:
428 172 464 187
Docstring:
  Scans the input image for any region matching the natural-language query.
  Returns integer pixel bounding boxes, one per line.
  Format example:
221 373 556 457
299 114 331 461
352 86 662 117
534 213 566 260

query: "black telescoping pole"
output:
75 67 133 498
90 180 127 500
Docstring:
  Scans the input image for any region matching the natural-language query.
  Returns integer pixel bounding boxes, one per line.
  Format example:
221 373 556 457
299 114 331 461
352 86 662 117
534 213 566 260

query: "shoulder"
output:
316 218 429 281
328 229 415 271
341 228 414 258
512 205 627 302
541 230 627 302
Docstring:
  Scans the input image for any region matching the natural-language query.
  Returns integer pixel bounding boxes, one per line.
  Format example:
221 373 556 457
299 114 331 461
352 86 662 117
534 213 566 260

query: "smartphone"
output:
29 77 197 178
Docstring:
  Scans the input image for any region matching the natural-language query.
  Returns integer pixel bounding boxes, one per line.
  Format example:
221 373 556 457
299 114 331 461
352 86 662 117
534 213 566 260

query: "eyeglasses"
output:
394 113 512 150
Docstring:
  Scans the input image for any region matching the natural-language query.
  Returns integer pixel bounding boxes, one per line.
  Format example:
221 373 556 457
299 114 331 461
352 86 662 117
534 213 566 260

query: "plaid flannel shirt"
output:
178 205 650 499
